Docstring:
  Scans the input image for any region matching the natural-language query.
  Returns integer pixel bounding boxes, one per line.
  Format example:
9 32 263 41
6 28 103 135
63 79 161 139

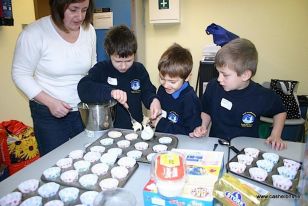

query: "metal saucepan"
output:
78 100 117 131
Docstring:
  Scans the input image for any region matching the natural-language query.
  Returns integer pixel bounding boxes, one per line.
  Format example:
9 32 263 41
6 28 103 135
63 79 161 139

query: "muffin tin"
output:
85 129 179 163
1 181 99 206
226 148 302 196
41 152 138 192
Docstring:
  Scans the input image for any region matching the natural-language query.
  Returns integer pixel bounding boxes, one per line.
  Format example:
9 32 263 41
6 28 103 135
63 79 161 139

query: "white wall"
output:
143 0 308 95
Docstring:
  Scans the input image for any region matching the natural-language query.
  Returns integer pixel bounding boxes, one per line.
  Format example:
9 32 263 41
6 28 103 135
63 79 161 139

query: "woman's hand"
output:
34 91 71 118
47 99 71 118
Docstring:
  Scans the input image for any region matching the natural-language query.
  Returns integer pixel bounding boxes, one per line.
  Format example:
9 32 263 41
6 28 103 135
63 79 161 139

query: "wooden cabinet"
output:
33 0 50 20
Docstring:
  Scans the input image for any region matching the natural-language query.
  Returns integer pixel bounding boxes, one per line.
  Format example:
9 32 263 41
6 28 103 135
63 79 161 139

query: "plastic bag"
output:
206 23 239 47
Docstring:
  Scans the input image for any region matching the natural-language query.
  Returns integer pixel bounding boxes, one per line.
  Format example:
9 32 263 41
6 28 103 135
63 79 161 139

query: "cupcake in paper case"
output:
58 187 79 204
79 174 99 189
38 182 60 198
117 156 137 168
56 157 73 169
152 144 168 153
44 200 64 206
228 162 246 174
127 150 142 160
90 145 106 154
100 153 118 166
80 191 99 206
43 167 61 180
237 154 253 165
134 142 149 151
272 175 293 191
249 167 268 182
111 166 129 180
91 163 109 176
60 170 78 183
262 152 280 164
256 159 274 173
283 159 301 171
83 151 101 163
277 166 298 180
108 148 122 157
68 149 84 160
117 140 131 148
20 196 42 206
158 136 172 144
100 138 114 146
74 160 91 173
99 178 119 191
125 133 138 141
147 153 157 162
0 192 22 206
18 179 40 194
244 147 260 158
108 131 122 138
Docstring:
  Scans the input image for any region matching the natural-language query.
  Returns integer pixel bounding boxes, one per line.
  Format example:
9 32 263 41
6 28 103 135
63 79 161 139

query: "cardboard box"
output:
143 149 224 206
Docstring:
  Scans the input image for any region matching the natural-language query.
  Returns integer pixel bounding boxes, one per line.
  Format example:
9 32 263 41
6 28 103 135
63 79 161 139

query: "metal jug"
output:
78 100 117 131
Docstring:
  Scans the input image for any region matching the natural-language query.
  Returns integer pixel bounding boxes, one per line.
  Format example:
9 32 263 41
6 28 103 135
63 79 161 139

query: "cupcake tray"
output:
11 183 93 206
41 157 139 192
86 128 179 164
226 148 302 196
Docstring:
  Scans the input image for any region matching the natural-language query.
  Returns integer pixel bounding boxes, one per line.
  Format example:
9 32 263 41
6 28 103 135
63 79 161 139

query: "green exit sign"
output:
158 0 169 9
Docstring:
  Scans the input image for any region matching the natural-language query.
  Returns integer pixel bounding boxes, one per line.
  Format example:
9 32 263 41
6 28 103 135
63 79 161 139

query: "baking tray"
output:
41 155 138 192
10 183 91 206
226 148 302 196
85 128 179 163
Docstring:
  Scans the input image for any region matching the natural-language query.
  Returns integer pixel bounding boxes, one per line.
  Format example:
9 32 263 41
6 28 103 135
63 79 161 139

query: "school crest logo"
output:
241 112 256 128
168 111 179 123
130 79 141 92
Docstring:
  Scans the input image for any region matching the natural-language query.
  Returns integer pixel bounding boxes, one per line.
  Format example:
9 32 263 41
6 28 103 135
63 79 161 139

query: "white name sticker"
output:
161 110 167 118
107 77 118 86
221 98 232 110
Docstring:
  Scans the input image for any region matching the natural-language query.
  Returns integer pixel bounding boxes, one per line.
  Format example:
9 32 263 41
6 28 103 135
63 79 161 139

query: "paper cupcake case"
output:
41 154 139 192
4 182 95 206
226 148 302 196
85 129 179 164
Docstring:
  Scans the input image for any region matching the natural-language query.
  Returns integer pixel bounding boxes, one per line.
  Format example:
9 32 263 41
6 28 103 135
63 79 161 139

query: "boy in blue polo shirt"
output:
190 38 287 150
151 43 202 135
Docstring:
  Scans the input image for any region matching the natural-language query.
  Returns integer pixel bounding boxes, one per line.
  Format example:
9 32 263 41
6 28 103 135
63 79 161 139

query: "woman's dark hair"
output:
49 0 94 32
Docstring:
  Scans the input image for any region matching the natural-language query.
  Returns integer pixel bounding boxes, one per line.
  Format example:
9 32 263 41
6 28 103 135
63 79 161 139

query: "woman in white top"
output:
12 0 96 156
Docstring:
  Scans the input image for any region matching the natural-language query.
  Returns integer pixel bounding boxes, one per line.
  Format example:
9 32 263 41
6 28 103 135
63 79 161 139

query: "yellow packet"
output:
213 173 269 206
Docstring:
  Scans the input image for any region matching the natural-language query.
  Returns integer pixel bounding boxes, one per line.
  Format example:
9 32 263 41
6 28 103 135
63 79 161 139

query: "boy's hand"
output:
265 135 287 151
111 89 128 108
150 98 162 120
189 126 207 138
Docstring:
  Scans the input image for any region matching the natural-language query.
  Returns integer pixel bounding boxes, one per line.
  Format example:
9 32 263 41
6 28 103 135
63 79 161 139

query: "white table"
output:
0 131 304 206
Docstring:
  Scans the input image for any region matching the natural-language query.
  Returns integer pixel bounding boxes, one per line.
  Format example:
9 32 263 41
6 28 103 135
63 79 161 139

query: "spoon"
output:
218 138 240 154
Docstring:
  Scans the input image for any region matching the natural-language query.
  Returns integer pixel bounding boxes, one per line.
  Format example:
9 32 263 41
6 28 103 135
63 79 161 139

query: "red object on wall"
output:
0 1 3 17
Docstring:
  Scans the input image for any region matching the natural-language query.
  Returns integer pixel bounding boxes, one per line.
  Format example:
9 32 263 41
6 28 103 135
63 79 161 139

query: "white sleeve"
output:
11 27 43 99
89 24 97 67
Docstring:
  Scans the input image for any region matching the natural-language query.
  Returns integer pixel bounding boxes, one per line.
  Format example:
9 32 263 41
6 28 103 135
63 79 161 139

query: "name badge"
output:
221 98 232 110
161 110 167 118
107 77 117 86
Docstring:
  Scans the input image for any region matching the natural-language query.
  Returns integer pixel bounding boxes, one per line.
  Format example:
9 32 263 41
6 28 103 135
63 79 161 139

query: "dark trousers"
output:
29 101 84 156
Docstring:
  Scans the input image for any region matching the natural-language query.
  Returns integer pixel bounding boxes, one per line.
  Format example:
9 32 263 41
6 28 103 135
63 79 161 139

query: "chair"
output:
259 82 306 142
